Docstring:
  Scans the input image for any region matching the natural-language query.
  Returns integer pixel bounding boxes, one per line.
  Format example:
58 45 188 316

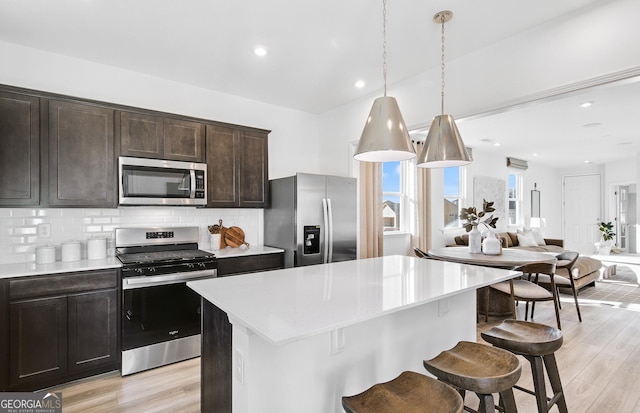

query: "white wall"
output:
318 0 640 179
0 40 321 180
0 207 262 265
318 0 640 248
437 148 563 247
0 40 329 265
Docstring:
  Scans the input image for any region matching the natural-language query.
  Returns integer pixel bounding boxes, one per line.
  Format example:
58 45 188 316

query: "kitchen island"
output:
187 255 518 413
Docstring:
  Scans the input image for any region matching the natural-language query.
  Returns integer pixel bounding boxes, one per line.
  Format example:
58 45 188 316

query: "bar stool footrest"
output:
513 384 560 411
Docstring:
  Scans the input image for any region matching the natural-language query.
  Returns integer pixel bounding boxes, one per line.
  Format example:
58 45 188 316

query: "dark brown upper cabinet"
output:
206 125 269 208
48 100 116 207
119 111 205 163
164 118 205 162
119 111 164 159
0 91 40 206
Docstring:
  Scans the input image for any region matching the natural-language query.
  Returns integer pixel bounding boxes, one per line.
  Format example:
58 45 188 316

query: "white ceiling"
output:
0 0 637 169
411 76 640 168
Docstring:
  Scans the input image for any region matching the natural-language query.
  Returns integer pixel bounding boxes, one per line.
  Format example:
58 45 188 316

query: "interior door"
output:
563 174 602 254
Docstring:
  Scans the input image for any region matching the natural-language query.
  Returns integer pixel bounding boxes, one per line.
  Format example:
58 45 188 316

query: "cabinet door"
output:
217 253 284 276
206 125 239 207
9 296 67 388
239 130 269 207
0 91 40 206
120 111 164 159
164 118 205 162
48 100 115 207
67 289 118 374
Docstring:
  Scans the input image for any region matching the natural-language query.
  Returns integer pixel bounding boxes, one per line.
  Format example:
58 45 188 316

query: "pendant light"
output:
354 0 415 162
417 11 471 168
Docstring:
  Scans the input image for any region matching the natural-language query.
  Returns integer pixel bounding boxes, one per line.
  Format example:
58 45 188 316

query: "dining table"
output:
427 246 558 317
427 247 557 269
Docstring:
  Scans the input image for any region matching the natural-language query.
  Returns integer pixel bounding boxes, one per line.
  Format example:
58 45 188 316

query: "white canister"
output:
210 234 221 251
61 241 82 262
87 238 107 260
35 245 56 265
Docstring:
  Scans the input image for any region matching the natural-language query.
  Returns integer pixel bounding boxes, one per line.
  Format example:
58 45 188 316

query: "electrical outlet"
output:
234 350 244 384
37 223 51 238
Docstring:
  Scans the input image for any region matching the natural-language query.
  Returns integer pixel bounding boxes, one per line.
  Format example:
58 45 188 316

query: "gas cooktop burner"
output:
117 249 215 265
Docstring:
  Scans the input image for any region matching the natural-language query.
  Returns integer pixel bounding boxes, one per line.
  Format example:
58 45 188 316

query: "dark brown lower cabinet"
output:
201 252 284 411
9 296 68 389
217 252 284 276
67 289 118 374
4 270 119 391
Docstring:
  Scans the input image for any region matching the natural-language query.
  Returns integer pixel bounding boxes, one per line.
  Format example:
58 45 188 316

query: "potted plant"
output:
460 199 499 254
596 221 615 255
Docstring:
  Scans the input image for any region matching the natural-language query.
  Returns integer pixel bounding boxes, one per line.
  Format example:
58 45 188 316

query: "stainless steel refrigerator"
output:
265 173 357 268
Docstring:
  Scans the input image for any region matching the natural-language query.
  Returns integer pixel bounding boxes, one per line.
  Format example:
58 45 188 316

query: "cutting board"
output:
224 226 249 248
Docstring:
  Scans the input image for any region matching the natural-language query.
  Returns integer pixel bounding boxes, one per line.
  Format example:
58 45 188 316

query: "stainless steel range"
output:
115 226 217 376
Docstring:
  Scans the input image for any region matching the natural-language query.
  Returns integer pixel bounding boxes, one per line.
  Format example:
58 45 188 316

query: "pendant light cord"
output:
382 0 387 97
440 14 446 115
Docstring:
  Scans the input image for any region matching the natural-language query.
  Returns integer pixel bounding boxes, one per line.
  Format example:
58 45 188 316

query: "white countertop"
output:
208 245 284 258
188 255 518 346
0 245 284 279
0 257 122 279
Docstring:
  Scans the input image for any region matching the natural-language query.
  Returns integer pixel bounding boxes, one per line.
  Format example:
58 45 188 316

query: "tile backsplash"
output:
0 207 263 264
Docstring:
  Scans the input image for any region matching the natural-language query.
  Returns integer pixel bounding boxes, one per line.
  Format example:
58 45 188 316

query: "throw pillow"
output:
530 228 546 246
517 231 538 247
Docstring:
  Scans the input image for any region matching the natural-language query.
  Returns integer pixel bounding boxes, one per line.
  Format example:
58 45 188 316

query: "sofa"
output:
451 231 602 291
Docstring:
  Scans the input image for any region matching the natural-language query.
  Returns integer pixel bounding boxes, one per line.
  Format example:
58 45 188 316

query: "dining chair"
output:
532 251 582 322
490 261 562 329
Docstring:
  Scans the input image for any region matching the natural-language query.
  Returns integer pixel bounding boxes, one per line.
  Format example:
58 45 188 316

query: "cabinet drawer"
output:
217 253 284 276
9 270 118 301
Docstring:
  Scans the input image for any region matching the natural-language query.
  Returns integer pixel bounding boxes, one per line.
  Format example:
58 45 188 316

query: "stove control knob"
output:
149 267 156 273
135 268 143 274
187 263 194 269
198 262 206 268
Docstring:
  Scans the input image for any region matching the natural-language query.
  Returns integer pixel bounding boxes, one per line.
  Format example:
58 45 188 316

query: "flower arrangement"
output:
598 221 615 242
460 199 499 232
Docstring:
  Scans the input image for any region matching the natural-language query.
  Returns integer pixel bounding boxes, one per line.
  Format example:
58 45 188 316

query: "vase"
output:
468 225 482 254
482 231 502 255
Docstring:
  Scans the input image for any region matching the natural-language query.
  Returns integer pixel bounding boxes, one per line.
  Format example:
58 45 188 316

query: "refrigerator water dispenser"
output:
303 226 321 254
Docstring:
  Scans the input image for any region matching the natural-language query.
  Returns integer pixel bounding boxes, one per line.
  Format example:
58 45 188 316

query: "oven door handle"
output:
122 269 217 290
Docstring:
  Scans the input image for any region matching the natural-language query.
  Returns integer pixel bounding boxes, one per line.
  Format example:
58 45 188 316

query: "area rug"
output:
576 265 640 308
600 264 640 285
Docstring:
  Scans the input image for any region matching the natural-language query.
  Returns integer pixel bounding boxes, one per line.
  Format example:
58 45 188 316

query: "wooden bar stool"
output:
481 319 568 413
342 371 464 413
423 341 522 413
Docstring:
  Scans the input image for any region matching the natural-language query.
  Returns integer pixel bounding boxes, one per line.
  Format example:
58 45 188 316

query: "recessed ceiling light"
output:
532 153 539 157
582 122 602 128
354 80 365 88
254 47 267 57
584 160 592 164
580 101 594 108
494 142 501 147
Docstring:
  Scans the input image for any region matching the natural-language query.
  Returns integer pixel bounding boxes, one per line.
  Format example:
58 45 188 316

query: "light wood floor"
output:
51 275 640 412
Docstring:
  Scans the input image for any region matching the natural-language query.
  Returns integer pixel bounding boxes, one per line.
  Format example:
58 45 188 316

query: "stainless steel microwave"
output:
118 156 207 206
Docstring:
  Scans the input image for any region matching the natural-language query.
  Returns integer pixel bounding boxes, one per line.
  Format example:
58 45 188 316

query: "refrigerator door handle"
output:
327 198 334 262
322 198 329 263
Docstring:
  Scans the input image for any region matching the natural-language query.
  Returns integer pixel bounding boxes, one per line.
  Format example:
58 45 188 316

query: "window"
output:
444 166 462 228
382 161 401 231
508 173 522 225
